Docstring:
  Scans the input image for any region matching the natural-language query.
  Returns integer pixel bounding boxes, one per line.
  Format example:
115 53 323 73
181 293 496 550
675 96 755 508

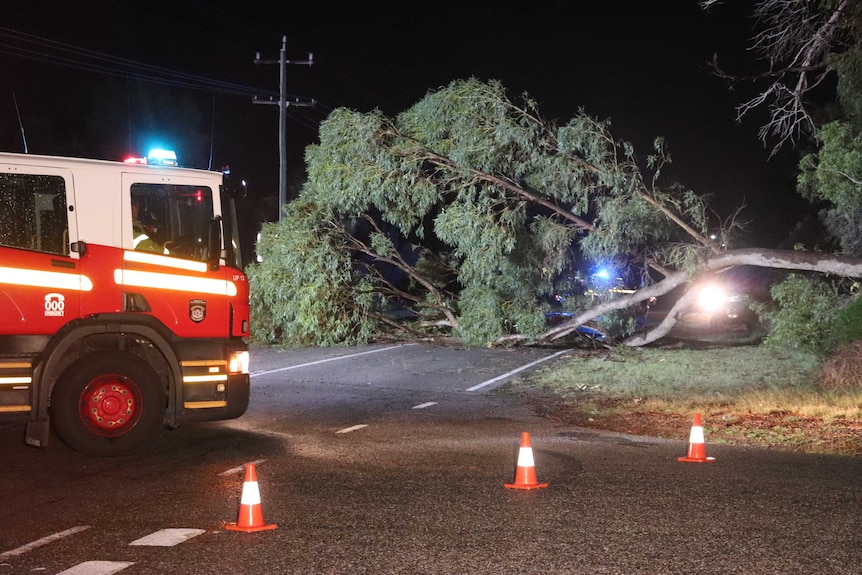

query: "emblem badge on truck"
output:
189 299 207 323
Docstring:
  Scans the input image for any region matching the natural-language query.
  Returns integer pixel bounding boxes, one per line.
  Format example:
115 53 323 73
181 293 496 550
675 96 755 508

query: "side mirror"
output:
70 241 87 256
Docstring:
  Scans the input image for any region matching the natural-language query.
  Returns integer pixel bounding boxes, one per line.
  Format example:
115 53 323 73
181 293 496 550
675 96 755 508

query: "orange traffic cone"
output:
678 413 716 463
505 431 548 490
225 463 278 532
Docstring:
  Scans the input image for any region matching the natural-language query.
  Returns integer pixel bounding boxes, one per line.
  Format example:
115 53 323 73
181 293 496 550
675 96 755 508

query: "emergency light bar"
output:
123 149 179 166
146 149 178 166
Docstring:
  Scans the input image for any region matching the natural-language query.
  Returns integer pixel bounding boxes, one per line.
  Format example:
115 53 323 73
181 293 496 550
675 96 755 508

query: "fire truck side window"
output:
130 183 214 262
0 173 69 256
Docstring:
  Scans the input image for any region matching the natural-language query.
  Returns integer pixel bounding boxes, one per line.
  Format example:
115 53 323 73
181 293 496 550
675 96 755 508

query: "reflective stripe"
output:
0 266 93 291
0 405 31 413
0 377 32 385
114 269 237 296
124 250 208 273
183 374 228 383
184 400 228 409
132 233 151 249
180 359 227 367
240 481 262 505
688 425 705 444
516 446 536 467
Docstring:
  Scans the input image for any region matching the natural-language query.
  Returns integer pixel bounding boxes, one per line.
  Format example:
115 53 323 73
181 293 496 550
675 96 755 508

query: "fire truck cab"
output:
0 152 250 455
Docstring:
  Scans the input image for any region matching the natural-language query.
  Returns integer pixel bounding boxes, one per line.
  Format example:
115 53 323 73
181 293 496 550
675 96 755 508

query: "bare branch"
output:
707 0 852 155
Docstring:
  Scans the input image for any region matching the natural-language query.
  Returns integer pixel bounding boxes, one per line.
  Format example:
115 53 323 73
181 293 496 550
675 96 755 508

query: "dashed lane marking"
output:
220 459 268 476
128 528 206 546
3 527 207 574
55 560 135 575
335 424 368 434
0 526 90 559
250 344 417 378
465 348 572 391
412 402 438 409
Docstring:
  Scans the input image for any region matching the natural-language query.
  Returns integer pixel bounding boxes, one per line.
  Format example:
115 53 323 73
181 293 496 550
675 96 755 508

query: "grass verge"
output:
505 344 862 456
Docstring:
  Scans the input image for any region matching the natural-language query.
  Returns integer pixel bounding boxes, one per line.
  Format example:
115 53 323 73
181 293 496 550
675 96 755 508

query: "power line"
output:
0 25 331 131
0 27 275 98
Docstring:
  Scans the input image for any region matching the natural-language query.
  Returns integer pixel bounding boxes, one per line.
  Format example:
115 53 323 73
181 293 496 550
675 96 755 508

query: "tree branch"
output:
537 247 862 346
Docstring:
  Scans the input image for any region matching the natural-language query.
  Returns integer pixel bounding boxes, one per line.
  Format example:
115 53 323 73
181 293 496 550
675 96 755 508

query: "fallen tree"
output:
249 77 862 348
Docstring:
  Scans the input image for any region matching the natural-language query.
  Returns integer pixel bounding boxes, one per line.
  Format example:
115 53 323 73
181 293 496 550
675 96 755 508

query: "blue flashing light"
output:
147 148 178 166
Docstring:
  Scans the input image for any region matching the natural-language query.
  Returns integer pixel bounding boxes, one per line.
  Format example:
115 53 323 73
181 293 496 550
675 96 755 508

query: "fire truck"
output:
0 152 250 455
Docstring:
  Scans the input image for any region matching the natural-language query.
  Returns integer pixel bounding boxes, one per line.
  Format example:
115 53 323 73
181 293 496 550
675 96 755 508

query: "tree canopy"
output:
249 76 861 348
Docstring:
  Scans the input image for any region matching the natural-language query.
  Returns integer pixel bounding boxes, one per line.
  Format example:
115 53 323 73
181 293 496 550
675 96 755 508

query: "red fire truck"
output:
0 152 250 455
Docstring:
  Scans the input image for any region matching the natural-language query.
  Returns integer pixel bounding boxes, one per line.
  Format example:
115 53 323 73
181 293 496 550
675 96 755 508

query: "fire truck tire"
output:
51 352 164 456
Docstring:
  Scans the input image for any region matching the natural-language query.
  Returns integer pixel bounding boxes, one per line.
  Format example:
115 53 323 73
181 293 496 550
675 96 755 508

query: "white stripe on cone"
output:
517 447 536 468
240 481 262 505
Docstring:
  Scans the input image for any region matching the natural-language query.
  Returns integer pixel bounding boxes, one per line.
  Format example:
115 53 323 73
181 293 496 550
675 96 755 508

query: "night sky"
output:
0 1 812 251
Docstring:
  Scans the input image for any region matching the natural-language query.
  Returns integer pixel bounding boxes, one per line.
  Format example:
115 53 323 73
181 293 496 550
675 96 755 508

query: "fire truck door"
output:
0 169 84 336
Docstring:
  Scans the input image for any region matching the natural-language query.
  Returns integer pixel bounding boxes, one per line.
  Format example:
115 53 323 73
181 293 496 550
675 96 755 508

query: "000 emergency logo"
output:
44 293 65 317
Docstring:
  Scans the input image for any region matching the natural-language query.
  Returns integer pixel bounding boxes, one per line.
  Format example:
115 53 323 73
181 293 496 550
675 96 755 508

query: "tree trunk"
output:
539 248 862 347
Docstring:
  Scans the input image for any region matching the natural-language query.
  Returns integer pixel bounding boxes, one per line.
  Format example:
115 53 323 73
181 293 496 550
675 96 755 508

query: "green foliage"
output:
798 121 862 254
454 285 504 345
792 7 862 256
828 292 862 348
251 78 711 346
508 303 548 340
754 274 843 355
248 199 378 346
832 36 862 130
596 308 638 341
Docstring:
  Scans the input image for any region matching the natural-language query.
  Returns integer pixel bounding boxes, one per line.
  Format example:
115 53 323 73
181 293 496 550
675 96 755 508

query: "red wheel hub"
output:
79 374 140 435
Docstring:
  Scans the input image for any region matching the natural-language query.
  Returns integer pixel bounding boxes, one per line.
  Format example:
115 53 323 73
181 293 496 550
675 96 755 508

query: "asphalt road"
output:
1 343 860 575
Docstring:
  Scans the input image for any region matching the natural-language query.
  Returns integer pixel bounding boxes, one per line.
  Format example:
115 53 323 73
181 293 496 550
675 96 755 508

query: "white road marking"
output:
220 459 268 476
0 526 90 558
55 561 134 575
128 528 206 546
335 424 368 434
412 402 438 409
465 349 572 391
251 344 417 378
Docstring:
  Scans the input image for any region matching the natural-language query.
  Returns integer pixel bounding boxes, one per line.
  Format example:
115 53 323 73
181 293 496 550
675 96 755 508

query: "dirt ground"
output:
523 315 862 457
525 393 862 456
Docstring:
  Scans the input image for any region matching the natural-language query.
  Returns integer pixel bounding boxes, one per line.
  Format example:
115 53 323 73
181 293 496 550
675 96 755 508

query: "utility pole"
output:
254 36 314 222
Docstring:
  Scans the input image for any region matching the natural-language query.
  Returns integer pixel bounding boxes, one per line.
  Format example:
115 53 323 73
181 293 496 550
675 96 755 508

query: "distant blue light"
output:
594 268 611 281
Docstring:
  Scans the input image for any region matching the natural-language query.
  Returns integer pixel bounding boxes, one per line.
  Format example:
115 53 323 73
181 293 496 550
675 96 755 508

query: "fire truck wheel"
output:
51 352 164 456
